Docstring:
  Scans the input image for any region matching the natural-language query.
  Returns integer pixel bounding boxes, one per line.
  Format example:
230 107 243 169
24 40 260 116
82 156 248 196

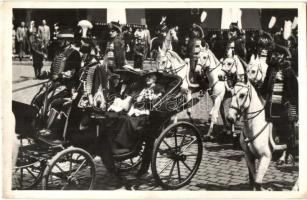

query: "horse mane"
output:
233 55 247 74
207 49 221 68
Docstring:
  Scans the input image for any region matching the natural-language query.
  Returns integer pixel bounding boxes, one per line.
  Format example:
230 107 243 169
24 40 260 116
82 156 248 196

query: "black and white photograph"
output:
3 2 306 198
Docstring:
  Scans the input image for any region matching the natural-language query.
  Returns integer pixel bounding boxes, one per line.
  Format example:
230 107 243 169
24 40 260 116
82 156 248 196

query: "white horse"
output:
156 48 198 109
150 27 178 60
221 55 246 88
194 44 229 139
227 78 287 190
247 53 268 87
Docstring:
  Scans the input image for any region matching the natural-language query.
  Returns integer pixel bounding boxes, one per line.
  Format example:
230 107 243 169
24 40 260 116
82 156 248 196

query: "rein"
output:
160 52 186 74
229 82 268 144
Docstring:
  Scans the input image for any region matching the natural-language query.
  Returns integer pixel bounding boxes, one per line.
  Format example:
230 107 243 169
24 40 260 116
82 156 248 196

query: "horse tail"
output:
268 123 288 151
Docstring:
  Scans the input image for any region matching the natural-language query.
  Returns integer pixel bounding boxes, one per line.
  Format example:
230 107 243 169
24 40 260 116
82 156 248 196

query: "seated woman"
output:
107 72 165 151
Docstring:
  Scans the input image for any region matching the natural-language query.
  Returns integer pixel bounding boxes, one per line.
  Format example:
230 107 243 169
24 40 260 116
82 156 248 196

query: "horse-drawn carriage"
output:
12 68 203 190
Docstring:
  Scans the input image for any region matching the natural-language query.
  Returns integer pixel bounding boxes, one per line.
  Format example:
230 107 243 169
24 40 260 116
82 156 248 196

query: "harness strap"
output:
243 122 270 144
244 107 265 121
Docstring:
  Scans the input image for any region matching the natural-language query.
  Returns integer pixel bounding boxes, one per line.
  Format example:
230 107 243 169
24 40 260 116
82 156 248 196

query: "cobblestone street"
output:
12 60 298 191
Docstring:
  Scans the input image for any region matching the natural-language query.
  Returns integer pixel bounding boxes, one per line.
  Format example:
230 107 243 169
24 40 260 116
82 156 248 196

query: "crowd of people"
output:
14 13 298 186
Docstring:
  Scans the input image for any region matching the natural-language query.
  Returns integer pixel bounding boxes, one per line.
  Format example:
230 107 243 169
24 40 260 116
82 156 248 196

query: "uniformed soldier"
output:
261 43 298 164
227 22 247 61
38 29 82 143
104 21 127 72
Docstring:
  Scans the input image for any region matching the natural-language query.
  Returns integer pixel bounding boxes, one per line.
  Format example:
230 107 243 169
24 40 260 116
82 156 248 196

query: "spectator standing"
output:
133 35 145 69
104 21 127 71
49 22 60 60
142 25 151 60
122 27 133 60
16 21 28 61
28 21 38 60
38 19 50 59
12 25 16 55
30 34 44 79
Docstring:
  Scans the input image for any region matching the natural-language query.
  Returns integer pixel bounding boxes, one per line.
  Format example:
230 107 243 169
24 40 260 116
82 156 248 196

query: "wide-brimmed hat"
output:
109 21 122 33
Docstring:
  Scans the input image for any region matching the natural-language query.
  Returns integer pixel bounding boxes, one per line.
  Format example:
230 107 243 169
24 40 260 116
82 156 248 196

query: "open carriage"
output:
12 69 203 190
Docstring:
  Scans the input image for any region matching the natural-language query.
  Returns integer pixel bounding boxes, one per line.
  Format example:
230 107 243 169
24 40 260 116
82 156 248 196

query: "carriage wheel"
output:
12 159 45 190
41 147 96 190
12 138 45 190
151 121 203 189
116 142 145 173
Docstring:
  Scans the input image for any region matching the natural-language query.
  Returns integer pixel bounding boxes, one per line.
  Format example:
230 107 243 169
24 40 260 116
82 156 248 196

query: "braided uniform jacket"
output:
50 46 82 89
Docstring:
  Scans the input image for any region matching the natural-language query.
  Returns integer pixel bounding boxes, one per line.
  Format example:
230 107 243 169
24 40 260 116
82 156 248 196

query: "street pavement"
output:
12 59 298 191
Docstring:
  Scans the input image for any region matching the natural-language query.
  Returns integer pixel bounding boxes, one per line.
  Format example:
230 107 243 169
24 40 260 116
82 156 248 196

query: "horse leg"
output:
243 149 256 190
254 154 272 191
219 102 230 134
277 150 286 165
186 89 192 114
204 95 223 140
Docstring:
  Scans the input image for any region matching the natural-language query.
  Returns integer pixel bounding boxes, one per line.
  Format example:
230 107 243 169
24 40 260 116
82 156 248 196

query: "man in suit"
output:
30 34 44 78
16 21 28 61
38 19 50 58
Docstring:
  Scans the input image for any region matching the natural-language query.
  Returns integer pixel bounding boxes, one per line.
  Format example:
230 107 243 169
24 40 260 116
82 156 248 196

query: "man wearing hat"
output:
38 28 82 143
260 43 298 164
30 34 44 79
104 21 127 72
226 22 247 61
187 23 204 83
133 35 145 69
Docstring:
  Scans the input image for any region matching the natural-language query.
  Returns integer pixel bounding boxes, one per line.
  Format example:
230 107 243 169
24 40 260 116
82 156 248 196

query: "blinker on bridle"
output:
229 83 251 119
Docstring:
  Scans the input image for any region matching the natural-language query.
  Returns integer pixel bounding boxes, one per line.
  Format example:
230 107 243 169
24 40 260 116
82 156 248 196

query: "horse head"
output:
169 27 178 42
227 76 251 124
195 43 210 73
247 55 264 85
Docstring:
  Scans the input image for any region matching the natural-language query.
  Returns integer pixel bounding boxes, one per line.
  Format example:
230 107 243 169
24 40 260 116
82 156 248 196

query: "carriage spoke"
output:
54 164 68 179
162 140 172 150
25 167 38 179
69 154 73 174
166 161 176 182
180 160 192 172
70 160 86 178
158 160 173 175
174 132 178 151
178 133 187 151
180 138 197 154
176 161 182 182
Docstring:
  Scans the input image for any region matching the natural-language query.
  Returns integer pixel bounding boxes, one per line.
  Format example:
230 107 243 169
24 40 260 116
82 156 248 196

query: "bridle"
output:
229 82 265 121
196 50 221 74
158 51 186 74
229 82 268 144
249 62 264 84
221 57 238 75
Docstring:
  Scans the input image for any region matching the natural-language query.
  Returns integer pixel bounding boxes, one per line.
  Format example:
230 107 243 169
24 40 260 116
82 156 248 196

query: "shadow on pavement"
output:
13 76 34 84
196 183 250 191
